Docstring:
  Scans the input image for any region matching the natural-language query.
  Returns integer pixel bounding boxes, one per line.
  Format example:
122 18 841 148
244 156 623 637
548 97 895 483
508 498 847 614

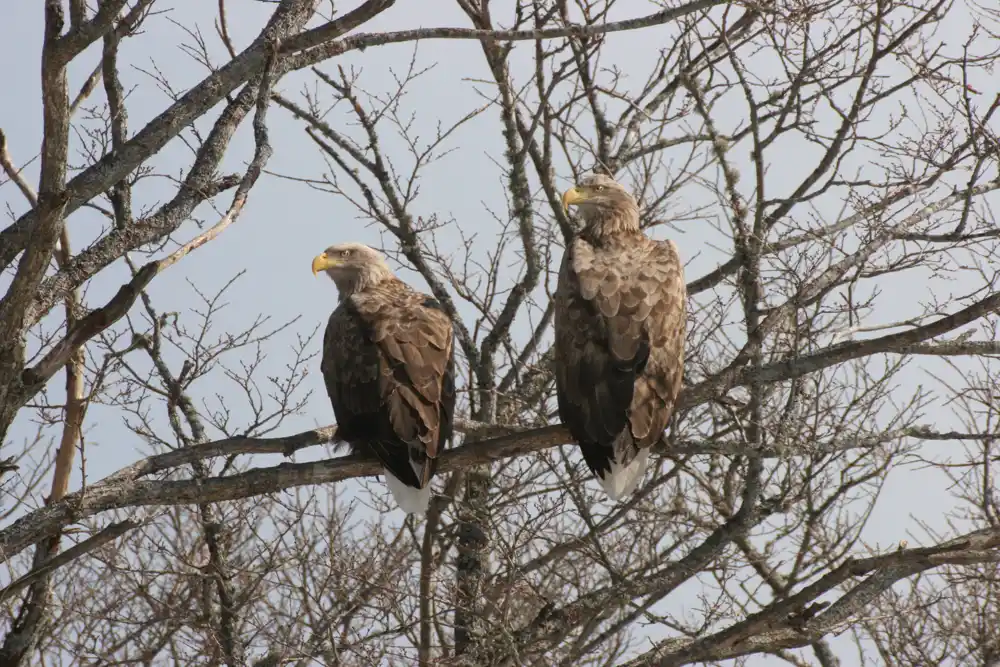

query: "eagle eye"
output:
594 185 606 192
341 249 352 257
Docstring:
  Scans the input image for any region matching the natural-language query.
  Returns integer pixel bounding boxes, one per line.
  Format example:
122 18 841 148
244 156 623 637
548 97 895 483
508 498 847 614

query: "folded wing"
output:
322 284 456 513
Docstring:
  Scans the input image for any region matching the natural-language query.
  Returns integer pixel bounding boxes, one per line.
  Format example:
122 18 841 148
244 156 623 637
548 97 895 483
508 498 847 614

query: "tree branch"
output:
623 528 1000 666
286 0 728 70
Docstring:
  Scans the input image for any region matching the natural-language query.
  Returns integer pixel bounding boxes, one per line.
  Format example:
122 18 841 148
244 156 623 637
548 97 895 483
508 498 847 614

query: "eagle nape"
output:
554 173 686 501
313 242 457 515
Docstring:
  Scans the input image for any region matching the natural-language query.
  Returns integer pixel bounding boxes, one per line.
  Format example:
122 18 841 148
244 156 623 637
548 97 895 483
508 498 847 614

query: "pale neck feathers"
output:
580 199 642 241
333 264 398 301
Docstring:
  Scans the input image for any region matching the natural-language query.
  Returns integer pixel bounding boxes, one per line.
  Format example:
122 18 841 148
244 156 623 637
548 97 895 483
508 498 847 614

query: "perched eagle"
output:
312 243 456 514
554 174 686 500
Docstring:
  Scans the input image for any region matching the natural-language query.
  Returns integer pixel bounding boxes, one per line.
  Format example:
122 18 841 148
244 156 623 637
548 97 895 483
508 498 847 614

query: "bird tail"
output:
382 467 433 514
362 440 436 514
596 446 650 501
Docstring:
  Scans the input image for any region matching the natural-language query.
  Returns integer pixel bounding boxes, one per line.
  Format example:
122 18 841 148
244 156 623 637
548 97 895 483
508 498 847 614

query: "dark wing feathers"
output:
555 235 686 474
322 282 455 488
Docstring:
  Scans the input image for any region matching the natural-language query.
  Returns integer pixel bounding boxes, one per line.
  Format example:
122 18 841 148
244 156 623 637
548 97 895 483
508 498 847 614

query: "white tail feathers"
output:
596 448 650 500
383 467 433 514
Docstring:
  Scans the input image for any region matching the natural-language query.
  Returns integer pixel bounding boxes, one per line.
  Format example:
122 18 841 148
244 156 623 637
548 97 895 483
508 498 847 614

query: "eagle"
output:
312 243 456 514
554 174 686 500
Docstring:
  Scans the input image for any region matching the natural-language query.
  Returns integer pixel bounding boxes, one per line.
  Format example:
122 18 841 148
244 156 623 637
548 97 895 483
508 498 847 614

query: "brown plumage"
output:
312 243 456 514
554 174 686 500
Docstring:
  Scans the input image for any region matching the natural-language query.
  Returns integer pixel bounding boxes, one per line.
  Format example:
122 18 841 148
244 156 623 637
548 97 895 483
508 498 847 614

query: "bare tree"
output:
3 0 1000 665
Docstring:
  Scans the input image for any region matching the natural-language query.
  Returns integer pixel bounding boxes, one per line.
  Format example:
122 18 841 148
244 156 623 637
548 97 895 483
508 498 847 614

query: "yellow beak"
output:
311 253 339 275
562 186 586 212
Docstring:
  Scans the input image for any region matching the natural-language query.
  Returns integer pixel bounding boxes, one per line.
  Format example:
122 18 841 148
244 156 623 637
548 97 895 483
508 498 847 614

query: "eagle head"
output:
562 174 640 232
312 242 394 298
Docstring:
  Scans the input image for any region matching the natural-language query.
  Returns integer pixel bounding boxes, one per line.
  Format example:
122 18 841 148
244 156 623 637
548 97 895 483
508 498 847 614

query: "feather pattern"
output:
321 276 455 514
555 175 686 500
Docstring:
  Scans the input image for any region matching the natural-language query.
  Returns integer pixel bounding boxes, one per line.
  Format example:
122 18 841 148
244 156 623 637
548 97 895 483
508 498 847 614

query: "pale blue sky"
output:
2 1 996 664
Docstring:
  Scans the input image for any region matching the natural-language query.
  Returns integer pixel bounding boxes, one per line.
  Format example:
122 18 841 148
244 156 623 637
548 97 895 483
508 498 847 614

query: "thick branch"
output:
624 528 1000 666
286 0 727 69
0 519 142 604
0 412 987 568
0 0 71 442
680 289 1000 409
0 0 319 273
14 36 279 418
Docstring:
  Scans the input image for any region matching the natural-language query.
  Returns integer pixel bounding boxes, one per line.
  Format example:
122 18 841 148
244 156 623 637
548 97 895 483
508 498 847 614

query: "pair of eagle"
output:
311 174 686 514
